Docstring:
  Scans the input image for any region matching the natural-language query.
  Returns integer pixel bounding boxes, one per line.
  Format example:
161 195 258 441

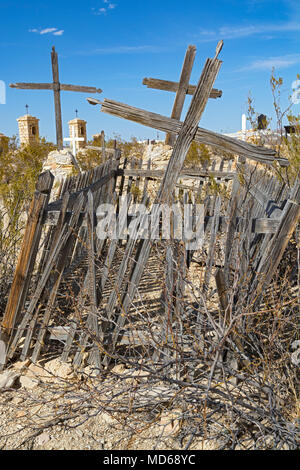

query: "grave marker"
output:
10 47 102 149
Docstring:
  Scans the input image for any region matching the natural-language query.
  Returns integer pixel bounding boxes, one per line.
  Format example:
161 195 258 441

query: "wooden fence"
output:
1 41 298 372
0 142 298 372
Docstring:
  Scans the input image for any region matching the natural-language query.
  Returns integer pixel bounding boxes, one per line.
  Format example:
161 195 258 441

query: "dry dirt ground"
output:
0 358 221 450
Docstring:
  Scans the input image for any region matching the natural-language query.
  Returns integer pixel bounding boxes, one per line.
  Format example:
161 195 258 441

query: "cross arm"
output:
10 82 53 90
143 78 222 99
100 98 289 166
9 83 102 94
60 84 102 94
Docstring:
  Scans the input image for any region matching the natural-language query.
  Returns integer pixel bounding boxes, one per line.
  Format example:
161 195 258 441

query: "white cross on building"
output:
64 132 85 156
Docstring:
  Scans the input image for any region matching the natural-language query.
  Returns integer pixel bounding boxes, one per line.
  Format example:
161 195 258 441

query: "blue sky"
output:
0 0 300 143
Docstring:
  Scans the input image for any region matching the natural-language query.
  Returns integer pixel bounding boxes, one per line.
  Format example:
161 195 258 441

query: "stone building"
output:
68 118 87 152
17 115 39 146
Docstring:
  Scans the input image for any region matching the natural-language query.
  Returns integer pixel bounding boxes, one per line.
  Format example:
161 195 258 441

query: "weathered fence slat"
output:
7 193 85 362
0 172 54 369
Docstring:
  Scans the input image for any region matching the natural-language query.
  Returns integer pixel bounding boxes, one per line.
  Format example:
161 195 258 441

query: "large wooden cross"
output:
10 46 102 149
143 45 222 146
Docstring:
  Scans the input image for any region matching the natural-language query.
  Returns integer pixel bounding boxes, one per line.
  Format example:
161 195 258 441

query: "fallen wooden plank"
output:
117 168 236 179
101 99 289 166
44 208 281 233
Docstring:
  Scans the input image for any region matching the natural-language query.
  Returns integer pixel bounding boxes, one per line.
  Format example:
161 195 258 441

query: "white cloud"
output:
40 28 58 35
241 54 300 71
93 1 117 15
29 27 64 36
76 45 166 56
197 21 300 41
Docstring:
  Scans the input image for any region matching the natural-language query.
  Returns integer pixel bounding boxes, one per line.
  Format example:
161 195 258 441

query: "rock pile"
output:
142 142 172 168
42 149 80 183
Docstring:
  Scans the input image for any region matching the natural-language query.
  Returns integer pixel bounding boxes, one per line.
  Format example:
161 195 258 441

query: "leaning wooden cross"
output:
85 41 225 364
143 45 222 146
10 46 102 149
87 40 289 365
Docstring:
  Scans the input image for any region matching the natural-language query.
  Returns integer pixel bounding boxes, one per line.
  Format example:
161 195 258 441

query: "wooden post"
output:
101 130 106 162
0 171 54 368
51 47 63 149
165 45 196 146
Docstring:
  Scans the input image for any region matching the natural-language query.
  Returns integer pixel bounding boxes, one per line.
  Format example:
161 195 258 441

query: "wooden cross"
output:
143 45 222 146
10 46 102 149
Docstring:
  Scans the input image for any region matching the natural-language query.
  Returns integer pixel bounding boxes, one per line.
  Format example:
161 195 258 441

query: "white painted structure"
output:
64 128 85 156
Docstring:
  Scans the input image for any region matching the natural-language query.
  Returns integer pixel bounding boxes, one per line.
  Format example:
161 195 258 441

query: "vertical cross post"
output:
165 45 197 146
51 47 63 149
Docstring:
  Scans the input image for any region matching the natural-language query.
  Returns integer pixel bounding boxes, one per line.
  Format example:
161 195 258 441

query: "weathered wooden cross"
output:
143 45 222 146
10 46 102 149
88 41 288 365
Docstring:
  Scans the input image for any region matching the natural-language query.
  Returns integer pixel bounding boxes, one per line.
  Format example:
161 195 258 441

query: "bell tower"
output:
17 114 39 146
68 118 87 152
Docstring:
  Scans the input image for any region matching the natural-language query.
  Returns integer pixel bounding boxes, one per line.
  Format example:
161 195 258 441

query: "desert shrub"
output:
76 135 145 171
185 142 211 167
247 70 300 182
106 135 144 160
76 148 102 172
